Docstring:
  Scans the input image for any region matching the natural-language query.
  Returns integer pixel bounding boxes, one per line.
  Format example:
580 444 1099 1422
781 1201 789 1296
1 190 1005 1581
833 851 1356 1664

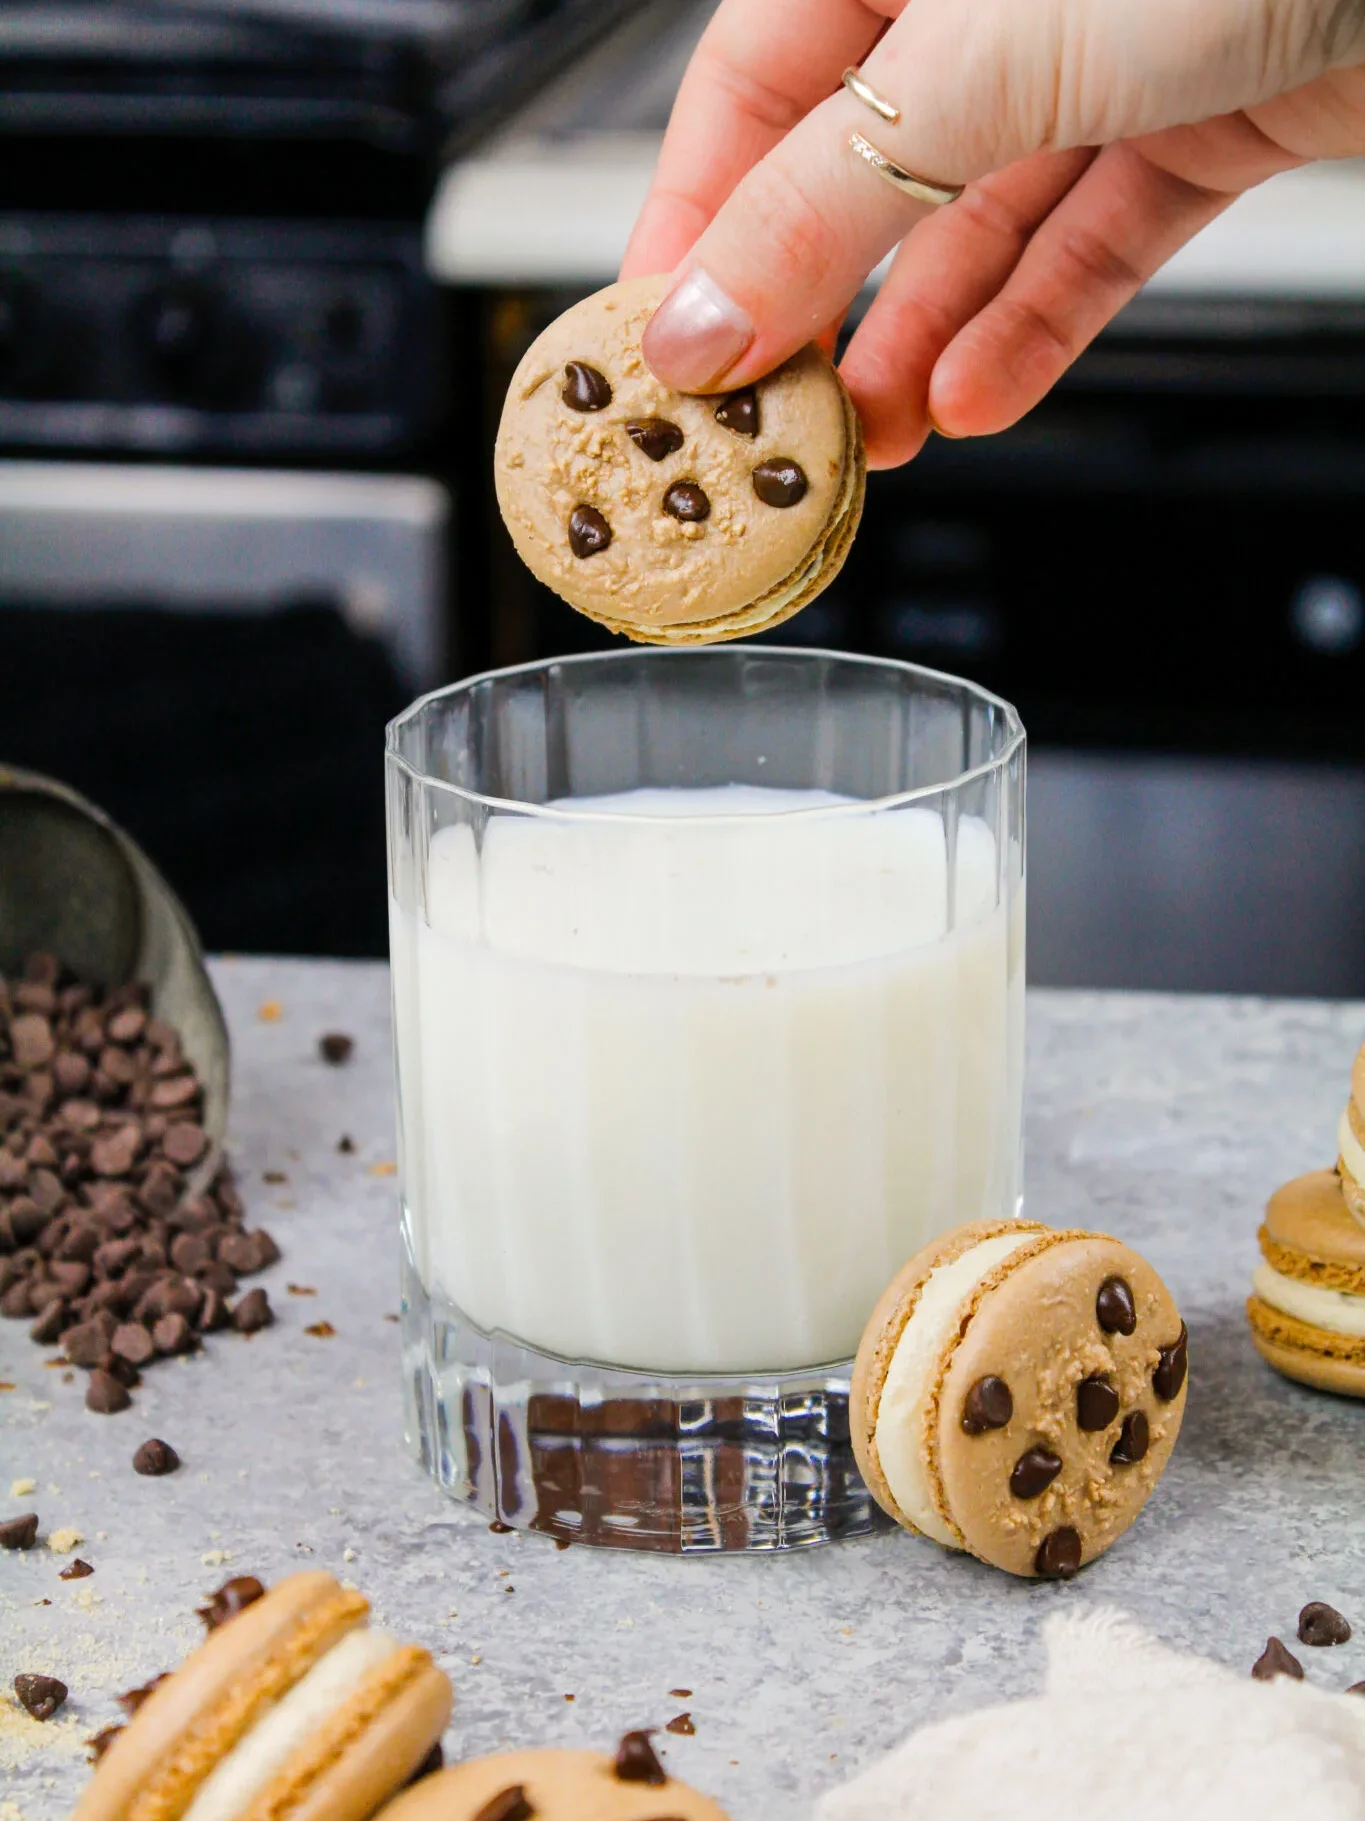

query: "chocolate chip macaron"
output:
374 1733 728 1821
851 1219 1189 1579
76 1571 451 1821
1248 1168 1365 1396
494 275 865 644
1336 1043 1365 1225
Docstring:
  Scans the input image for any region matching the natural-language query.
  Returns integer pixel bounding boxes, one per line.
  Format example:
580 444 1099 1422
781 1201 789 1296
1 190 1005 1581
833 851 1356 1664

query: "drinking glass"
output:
387 647 1025 1551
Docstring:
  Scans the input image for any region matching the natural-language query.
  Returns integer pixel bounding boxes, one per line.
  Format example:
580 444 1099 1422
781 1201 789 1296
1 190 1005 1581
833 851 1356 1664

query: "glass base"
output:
400 1246 891 1554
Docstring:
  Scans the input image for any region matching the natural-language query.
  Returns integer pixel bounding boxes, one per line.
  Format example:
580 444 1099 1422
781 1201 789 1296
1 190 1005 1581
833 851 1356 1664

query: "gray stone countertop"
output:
4 961 1365 1820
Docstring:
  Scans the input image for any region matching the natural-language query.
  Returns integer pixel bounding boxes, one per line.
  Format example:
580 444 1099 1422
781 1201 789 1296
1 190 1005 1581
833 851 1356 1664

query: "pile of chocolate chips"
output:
0 953 278 1412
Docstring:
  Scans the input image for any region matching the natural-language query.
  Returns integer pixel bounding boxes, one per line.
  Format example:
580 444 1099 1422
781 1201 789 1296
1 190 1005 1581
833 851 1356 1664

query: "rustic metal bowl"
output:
0 765 230 1170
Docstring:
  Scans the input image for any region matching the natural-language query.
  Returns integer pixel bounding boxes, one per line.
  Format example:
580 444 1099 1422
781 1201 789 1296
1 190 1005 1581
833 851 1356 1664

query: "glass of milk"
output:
387 647 1024 1552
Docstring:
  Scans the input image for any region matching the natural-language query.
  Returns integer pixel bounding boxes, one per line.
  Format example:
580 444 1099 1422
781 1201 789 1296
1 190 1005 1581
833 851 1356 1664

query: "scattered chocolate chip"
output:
626 418 684 462
59 1558 94 1580
1348 1682 1365 1696
662 481 711 523
1109 1410 1149 1465
13 1673 68 1720
489 1520 513 1534
116 1673 170 1717
319 1032 354 1066
715 388 758 437
614 1731 667 1785
197 1575 266 1631
338 1135 356 1154
669 1689 692 1699
752 458 808 507
561 361 612 411
1299 1601 1352 1647
665 1712 695 1736
1009 1446 1062 1500
1096 1276 1137 1335
87 1723 124 1763
568 505 612 558
0 1513 39 1550
133 1438 181 1476
473 1786 535 1821
961 1375 1013 1433
1035 1528 1082 1580
1153 1322 1188 1401
1252 1637 1303 1681
232 1287 272 1333
85 1368 132 1414
1075 1375 1121 1432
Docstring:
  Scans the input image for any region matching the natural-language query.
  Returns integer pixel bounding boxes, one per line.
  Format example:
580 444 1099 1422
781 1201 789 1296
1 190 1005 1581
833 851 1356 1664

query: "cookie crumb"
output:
47 1527 82 1554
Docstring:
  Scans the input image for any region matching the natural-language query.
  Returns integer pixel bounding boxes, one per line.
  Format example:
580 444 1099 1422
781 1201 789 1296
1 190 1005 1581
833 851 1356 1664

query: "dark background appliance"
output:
0 0 628 958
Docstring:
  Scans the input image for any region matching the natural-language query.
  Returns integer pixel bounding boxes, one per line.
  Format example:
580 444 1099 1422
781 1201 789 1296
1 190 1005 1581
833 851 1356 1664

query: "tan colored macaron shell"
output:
1339 1052 1365 1220
494 276 865 644
374 1748 731 1821
76 1572 451 1821
852 1223 1188 1578
1248 1167 1365 1396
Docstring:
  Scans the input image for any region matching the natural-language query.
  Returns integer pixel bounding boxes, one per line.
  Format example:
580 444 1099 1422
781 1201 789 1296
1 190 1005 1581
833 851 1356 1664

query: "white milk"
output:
391 786 1023 1375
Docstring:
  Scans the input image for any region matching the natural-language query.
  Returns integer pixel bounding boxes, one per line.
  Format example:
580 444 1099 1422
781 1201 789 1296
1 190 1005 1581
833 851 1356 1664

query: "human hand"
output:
620 0 1365 466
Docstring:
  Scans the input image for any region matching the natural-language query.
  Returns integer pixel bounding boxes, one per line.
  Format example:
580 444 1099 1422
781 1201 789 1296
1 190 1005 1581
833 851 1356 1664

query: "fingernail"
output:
643 268 754 392
926 406 964 441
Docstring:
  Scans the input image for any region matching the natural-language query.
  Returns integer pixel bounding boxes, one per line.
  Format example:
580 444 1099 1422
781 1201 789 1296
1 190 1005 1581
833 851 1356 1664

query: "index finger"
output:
620 0 893 280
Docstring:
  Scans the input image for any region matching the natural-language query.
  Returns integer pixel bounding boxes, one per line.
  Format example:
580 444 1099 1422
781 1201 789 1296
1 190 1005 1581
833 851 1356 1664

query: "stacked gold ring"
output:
841 67 964 207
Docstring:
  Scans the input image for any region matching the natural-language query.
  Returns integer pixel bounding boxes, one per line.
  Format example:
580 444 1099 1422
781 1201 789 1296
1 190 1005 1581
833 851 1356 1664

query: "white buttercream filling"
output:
873 1231 1037 1546
1339 1108 1365 1193
183 1626 398 1821
1253 1261 1365 1338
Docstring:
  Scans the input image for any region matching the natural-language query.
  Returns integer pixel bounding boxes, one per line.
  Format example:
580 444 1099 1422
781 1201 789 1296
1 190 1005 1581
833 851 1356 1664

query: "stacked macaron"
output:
375 1731 730 1821
77 1571 451 1821
1248 1168 1365 1396
494 276 865 645
1337 1042 1365 1225
851 1219 1188 1578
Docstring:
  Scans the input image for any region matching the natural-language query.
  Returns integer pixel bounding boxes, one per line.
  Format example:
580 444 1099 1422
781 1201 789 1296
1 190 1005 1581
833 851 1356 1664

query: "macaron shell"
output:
244 1650 453 1821
372 1749 731 1821
494 275 856 638
1351 1041 1365 1121
1247 1304 1365 1397
849 1219 1049 1531
936 1237 1187 1576
75 1573 369 1821
1260 1168 1365 1287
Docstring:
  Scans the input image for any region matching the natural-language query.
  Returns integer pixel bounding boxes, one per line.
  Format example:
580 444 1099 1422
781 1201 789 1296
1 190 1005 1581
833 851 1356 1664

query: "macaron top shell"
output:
494 276 856 635
374 1749 731 1821
936 1235 1187 1575
1352 1043 1365 1120
1261 1168 1365 1281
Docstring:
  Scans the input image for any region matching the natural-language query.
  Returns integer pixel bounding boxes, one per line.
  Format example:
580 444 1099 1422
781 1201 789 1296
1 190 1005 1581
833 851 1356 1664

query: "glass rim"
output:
385 644 1026 825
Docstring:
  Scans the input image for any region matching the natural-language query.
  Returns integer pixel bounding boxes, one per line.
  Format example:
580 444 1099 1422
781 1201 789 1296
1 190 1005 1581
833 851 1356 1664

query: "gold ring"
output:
842 66 900 124
847 130 964 207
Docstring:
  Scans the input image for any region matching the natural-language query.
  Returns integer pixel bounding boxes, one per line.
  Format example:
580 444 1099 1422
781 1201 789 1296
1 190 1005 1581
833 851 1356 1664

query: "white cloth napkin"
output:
817 1607 1365 1821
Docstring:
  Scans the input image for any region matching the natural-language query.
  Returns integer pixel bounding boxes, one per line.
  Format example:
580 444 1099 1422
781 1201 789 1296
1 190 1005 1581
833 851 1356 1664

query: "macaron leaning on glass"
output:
494 275 865 644
76 1571 451 1821
851 1219 1189 1578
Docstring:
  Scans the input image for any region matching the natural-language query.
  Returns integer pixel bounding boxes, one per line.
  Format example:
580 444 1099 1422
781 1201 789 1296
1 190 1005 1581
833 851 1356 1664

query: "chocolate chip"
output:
1109 1410 1149 1465
626 418 684 461
162 1123 207 1169
153 1312 193 1355
197 1575 265 1630
472 1786 535 1821
561 361 612 410
1096 1276 1137 1335
29 1298 68 1345
64 1319 114 1369
149 1075 198 1112
232 1287 272 1333
116 1672 170 1716
170 1233 212 1275
13 1673 67 1720
85 1368 132 1414
1009 1446 1062 1500
1348 1682 1365 1696
111 1321 155 1367
961 1375 1013 1433
614 1731 667 1785
0 1513 38 1549
715 387 758 437
91 1125 141 1178
338 1135 355 1154
752 458 808 507
318 1032 354 1066
106 1006 147 1045
87 1723 124 1763
1035 1527 1082 1579
11 1014 55 1071
1074 1375 1120 1432
133 1437 181 1476
1153 1322 1188 1401
662 482 710 523
59 1558 94 1580
665 1712 695 1735
1298 1601 1352 1647
568 505 611 558
1251 1637 1303 1681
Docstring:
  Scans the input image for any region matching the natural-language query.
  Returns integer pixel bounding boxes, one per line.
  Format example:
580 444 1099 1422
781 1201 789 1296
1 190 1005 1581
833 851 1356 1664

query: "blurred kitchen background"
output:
2 0 1363 993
